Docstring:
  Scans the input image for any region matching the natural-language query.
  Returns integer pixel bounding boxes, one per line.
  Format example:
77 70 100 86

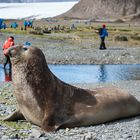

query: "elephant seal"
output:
1 45 140 132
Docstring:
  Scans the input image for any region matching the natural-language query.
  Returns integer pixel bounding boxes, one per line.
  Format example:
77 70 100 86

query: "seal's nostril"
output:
23 48 28 51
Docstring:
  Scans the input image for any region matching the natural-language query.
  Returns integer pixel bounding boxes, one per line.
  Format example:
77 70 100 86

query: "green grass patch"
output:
131 36 140 41
0 121 31 138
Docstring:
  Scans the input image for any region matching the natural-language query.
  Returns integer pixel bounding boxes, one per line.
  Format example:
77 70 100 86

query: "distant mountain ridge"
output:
0 0 77 2
56 0 140 22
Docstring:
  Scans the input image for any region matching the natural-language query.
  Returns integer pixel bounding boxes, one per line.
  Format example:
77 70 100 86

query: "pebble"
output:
30 127 45 138
84 132 96 140
1 135 9 139
10 134 19 139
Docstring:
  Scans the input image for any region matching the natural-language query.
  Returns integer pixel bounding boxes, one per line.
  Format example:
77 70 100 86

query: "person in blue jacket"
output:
0 18 3 29
99 24 108 50
23 20 27 30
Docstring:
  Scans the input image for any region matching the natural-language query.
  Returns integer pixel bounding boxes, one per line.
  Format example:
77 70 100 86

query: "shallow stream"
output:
1 64 140 83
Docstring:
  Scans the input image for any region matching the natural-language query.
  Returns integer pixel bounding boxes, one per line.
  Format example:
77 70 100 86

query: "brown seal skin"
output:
1 45 140 132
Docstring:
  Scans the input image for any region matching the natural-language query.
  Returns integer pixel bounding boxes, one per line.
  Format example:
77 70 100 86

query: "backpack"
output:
99 28 103 35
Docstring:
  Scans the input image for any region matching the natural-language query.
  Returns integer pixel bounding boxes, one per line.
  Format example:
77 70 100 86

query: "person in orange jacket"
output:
3 36 15 69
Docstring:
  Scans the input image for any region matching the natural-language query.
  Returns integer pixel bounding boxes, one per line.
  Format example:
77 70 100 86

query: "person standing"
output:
99 24 108 50
23 20 27 30
3 36 15 69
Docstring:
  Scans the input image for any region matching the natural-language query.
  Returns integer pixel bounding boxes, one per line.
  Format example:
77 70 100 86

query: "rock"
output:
65 128 70 133
1 135 9 139
30 127 45 138
122 133 132 139
83 132 96 140
10 134 19 139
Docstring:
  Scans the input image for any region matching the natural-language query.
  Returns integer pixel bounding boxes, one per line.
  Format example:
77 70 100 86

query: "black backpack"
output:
99 28 103 35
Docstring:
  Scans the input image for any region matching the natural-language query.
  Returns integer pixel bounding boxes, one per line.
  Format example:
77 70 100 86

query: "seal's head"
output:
8 45 26 61
8 45 44 64
7 45 52 88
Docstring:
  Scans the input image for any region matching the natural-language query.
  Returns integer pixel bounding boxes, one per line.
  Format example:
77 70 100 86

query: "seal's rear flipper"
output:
0 109 25 121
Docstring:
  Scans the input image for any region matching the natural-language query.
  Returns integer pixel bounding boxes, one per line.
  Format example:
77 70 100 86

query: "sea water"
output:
0 1 78 19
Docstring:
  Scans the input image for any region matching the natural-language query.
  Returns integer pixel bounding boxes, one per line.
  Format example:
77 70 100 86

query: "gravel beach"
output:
0 81 140 140
0 32 140 140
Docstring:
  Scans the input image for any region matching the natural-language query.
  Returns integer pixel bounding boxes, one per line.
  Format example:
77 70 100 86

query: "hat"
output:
102 24 106 28
9 36 14 40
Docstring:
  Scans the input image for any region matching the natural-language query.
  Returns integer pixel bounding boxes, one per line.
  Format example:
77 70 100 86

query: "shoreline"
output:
0 32 140 65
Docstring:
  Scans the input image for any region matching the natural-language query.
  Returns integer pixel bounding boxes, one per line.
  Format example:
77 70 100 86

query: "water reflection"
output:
4 68 12 82
49 64 140 83
0 64 12 82
98 65 107 82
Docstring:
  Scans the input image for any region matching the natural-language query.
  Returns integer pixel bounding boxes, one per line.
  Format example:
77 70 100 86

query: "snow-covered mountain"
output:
0 0 77 3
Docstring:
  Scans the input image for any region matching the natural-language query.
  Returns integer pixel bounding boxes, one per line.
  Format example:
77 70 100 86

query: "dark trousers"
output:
4 55 12 69
100 37 106 50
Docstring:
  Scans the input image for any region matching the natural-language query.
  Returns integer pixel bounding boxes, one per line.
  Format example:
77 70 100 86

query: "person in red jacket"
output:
3 36 15 69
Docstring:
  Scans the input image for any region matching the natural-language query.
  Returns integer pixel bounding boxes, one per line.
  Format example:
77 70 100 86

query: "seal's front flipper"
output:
0 109 25 121
41 114 62 132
